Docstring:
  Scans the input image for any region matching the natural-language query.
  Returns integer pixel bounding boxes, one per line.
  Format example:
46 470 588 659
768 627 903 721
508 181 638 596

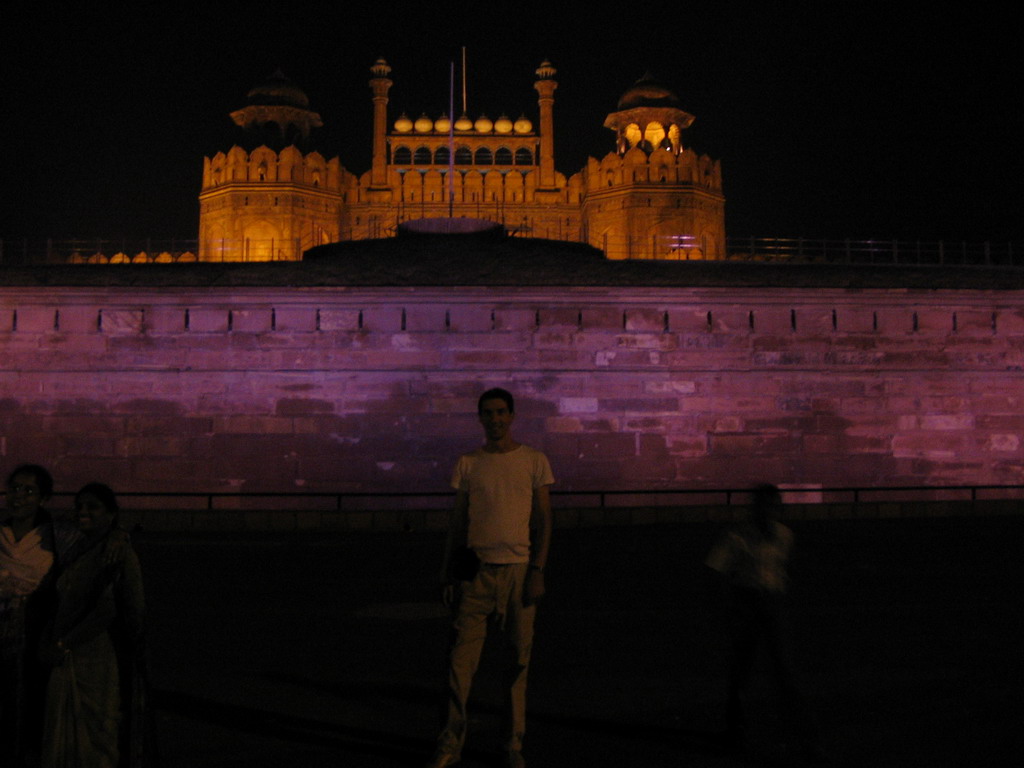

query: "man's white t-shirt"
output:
451 445 555 565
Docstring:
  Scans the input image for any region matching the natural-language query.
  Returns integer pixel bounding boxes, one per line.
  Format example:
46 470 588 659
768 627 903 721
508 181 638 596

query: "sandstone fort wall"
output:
2 285 1022 509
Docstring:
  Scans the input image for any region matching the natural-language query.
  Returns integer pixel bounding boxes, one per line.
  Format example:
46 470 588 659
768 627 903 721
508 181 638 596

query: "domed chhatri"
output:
604 71 695 156
200 58 724 263
615 72 682 111
246 69 311 109
228 69 323 147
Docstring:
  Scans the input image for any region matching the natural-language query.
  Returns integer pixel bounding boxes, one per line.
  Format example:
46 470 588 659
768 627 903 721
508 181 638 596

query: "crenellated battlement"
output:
583 147 723 192
201 145 345 192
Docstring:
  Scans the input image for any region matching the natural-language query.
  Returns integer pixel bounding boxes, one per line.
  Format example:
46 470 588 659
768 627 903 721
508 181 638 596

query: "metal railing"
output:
2 236 1021 268
721 237 1021 267
10 484 1023 512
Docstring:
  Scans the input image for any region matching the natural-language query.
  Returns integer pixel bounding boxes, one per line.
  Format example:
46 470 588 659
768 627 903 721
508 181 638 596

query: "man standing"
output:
429 388 554 768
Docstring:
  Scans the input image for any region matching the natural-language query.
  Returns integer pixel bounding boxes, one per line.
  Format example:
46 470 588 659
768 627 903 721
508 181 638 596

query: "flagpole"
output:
448 60 455 220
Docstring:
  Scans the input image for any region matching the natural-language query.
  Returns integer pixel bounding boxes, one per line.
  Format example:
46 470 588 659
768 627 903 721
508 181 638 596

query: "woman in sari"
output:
1 464 80 768
38 483 146 768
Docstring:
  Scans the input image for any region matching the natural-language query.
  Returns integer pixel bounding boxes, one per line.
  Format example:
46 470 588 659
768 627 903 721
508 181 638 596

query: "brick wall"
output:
2 285 1022 498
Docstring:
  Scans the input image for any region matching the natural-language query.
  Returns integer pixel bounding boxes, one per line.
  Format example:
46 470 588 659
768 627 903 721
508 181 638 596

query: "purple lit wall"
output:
2 285 1022 500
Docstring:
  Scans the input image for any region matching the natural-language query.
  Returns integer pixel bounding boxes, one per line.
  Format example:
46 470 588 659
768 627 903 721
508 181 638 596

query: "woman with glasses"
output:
1 464 80 767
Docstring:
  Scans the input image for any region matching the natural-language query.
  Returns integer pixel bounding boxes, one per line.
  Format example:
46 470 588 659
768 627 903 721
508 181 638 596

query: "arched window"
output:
495 147 513 165
413 146 432 165
434 146 450 165
393 146 412 164
455 146 472 165
514 148 532 166
474 147 493 165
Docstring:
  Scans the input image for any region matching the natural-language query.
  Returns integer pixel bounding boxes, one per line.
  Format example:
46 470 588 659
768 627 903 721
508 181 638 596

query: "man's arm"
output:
440 490 469 607
525 484 552 605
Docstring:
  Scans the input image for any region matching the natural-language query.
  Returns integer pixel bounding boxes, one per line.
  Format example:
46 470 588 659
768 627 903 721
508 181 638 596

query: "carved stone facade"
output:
198 61 725 262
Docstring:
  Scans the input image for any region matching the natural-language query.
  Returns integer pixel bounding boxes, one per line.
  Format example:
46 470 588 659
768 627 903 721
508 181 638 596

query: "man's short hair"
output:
478 387 515 414
6 463 54 499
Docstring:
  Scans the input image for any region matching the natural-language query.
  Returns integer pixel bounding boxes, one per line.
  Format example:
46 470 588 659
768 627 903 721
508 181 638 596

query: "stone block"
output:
915 309 954 335
995 309 1024 335
709 433 800 455
275 397 335 416
834 307 877 334
273 307 317 332
16 307 57 332
58 306 100 333
360 307 402 332
49 334 108 356
559 397 598 414
98 309 143 334
666 308 711 334
919 413 973 430
545 416 583 432
580 307 622 330
799 307 837 335
230 308 273 333
751 307 795 335
599 397 680 414
0 309 14 332
987 433 1021 452
493 308 537 331
188 308 229 333
707 308 751 334
538 307 579 328
446 306 492 332
578 433 635 460
873 308 912 334
146 307 187 334
64 435 118 457
624 308 664 332
318 309 360 332
644 379 696 395
956 310 996 336
399 306 442 333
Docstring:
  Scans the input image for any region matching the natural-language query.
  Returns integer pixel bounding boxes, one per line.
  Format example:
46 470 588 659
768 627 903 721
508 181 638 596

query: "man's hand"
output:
523 568 545 606
441 581 456 609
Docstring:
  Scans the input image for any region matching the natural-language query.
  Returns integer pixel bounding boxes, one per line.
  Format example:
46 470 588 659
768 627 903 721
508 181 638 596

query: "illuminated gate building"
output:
198 60 725 262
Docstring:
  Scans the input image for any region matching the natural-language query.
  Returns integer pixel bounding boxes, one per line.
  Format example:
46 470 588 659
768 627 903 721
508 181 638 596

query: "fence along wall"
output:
1 284 1023 499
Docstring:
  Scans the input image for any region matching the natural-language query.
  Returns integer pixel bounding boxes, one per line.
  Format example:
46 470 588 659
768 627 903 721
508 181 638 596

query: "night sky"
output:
2 3 1020 244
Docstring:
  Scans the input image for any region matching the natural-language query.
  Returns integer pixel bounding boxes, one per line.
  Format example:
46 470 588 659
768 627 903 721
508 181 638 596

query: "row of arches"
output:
391 145 534 167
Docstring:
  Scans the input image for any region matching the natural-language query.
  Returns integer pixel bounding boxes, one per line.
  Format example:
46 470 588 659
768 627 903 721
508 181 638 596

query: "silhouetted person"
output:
1 464 79 768
706 483 821 759
428 388 554 768
38 483 148 768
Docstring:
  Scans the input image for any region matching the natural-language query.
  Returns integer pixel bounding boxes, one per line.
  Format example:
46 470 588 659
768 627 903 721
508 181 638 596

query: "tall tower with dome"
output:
198 71 347 262
579 73 726 259
197 61 724 261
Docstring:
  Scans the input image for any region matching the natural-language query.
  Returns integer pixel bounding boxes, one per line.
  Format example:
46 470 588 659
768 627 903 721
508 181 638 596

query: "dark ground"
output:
135 516 1024 768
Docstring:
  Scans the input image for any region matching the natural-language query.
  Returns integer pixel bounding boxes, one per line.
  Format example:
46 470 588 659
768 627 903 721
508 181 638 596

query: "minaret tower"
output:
533 60 558 194
368 58 394 199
